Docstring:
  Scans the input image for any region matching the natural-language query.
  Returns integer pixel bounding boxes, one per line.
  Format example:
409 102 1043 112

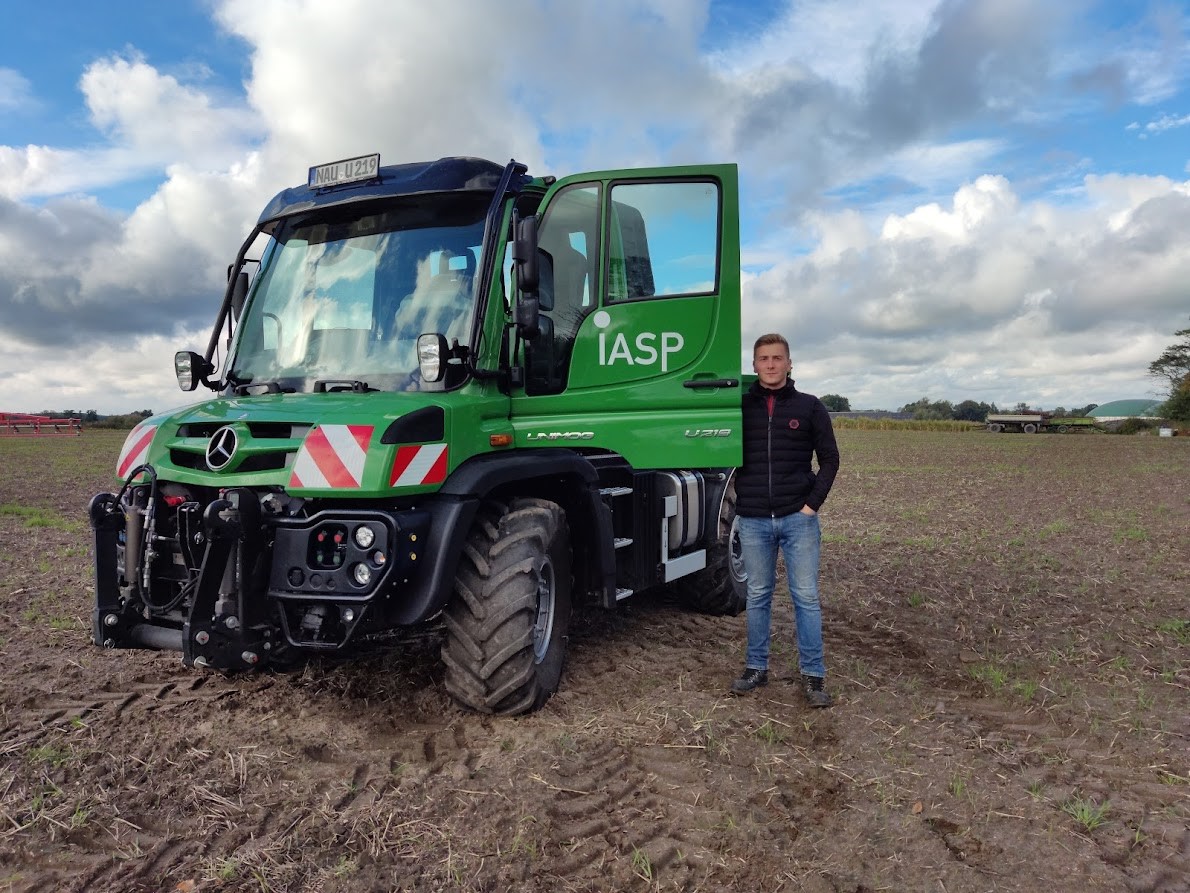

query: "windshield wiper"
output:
313 379 375 393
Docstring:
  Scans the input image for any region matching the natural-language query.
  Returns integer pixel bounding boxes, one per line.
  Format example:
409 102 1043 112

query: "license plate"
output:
308 154 380 188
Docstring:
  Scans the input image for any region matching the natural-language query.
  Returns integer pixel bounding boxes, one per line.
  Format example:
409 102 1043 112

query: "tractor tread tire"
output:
668 565 740 615
442 498 571 715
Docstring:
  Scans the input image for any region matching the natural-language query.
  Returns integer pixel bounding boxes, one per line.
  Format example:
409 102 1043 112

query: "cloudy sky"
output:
1 0 1188 414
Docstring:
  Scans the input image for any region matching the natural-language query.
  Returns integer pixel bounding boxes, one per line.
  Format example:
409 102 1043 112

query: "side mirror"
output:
174 351 215 392
512 214 541 341
516 296 540 342
416 333 448 383
512 214 539 293
230 271 250 322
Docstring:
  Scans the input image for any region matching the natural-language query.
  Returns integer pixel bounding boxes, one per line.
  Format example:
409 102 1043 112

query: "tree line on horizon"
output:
820 395 1099 421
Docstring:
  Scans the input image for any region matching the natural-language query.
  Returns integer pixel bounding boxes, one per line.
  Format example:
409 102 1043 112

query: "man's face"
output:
753 342 792 389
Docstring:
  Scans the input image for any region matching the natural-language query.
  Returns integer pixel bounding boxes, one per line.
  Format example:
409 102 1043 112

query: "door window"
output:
607 181 720 302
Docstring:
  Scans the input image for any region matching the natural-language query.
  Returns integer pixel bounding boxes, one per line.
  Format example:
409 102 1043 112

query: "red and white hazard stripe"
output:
289 425 373 489
389 443 448 487
116 424 157 480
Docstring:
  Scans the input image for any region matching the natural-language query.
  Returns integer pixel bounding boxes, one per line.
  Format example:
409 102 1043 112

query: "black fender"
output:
703 468 735 533
387 449 616 625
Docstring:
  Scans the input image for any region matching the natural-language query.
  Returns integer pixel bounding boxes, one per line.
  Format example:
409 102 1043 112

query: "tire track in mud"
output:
0 675 263 769
13 674 265 729
828 607 1190 889
61 709 484 892
830 607 1182 791
563 602 740 706
541 738 721 887
0 653 481 893
534 719 840 891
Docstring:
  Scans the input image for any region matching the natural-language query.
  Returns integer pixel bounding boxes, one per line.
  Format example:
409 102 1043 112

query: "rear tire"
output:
669 477 747 616
442 498 572 715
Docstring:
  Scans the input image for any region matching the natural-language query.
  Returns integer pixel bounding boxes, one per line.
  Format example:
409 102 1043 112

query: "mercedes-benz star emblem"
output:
206 426 238 471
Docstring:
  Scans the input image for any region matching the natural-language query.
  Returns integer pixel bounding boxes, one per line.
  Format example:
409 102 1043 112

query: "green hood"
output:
116 392 466 496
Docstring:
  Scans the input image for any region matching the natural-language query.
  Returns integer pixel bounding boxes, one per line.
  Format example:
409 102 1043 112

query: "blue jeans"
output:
738 511 825 677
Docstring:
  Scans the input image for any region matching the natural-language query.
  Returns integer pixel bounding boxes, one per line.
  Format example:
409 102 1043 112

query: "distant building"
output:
1086 399 1163 422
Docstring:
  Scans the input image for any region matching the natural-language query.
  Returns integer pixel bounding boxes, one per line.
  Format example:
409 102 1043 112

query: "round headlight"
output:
372 550 387 566
354 525 376 549
352 563 372 586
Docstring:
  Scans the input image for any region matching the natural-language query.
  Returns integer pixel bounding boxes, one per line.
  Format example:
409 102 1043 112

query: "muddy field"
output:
0 428 1186 892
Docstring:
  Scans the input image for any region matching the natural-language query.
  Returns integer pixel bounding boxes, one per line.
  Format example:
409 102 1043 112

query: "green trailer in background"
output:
985 413 1097 433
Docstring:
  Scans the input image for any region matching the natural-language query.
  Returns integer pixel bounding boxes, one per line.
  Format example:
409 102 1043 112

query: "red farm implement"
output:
0 413 82 437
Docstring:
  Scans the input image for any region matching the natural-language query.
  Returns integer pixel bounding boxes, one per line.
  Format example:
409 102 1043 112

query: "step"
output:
599 486 633 498
615 587 633 601
613 537 633 550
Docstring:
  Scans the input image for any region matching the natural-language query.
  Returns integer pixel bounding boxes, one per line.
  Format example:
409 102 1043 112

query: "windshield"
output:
228 195 487 392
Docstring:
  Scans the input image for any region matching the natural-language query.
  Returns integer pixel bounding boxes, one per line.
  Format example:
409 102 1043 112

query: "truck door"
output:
510 165 742 469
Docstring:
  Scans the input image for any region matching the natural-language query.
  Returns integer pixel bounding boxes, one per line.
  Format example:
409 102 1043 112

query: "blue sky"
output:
1 0 1188 414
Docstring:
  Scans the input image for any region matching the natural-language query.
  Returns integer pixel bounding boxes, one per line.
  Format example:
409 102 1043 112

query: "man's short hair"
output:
753 333 790 356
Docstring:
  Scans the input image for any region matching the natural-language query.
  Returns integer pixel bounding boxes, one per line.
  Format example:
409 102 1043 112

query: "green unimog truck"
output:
90 153 747 714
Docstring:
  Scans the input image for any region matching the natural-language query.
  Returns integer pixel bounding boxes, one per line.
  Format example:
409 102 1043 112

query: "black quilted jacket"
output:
735 378 840 517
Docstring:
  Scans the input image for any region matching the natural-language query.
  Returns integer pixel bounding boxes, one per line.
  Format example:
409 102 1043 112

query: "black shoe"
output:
731 668 768 694
802 674 833 708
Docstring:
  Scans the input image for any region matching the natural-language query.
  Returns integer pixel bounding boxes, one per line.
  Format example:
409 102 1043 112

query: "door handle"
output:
683 378 739 389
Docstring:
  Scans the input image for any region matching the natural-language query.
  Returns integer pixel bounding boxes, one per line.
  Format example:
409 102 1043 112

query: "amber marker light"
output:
489 433 513 447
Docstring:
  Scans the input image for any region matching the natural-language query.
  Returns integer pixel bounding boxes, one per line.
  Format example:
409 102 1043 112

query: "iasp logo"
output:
592 310 685 373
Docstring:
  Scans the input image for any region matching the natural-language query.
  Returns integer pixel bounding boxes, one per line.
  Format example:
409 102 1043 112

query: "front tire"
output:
442 498 572 714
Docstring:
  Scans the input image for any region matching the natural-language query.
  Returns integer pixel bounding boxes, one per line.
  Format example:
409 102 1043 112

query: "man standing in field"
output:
731 333 840 707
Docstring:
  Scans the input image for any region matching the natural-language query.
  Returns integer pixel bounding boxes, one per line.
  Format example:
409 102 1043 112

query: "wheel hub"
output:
729 516 747 587
532 558 556 663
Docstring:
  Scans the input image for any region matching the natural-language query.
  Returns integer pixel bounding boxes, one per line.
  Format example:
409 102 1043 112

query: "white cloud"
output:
0 330 212 417
880 173 1018 242
0 53 260 201
1143 112 1190 134
880 139 1008 194
710 0 941 89
1116 4 1190 105
215 0 545 170
81 53 261 165
0 145 92 200
0 68 34 112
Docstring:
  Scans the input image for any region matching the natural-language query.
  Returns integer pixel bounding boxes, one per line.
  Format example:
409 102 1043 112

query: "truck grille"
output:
176 422 311 439
170 450 292 473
